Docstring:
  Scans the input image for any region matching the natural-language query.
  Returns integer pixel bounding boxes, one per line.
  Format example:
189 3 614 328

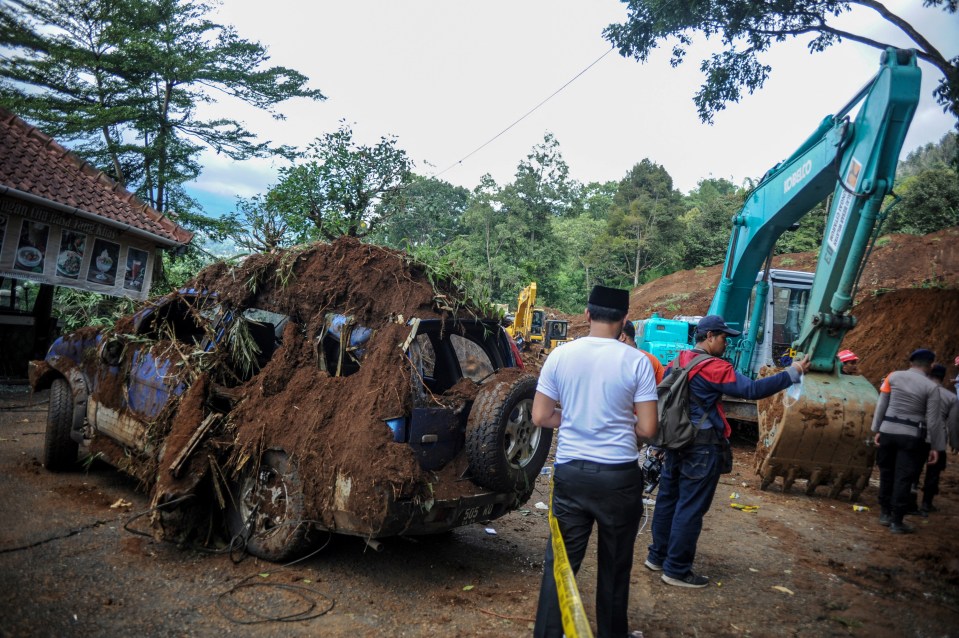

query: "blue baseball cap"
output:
696 315 741 337
909 348 935 363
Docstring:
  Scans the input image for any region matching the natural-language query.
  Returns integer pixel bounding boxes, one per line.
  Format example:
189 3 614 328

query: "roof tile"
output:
0 108 193 245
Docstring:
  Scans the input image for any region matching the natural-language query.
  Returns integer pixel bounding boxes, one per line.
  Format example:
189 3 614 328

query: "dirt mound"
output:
628 227 958 319
843 288 959 387
623 227 959 385
191 237 472 324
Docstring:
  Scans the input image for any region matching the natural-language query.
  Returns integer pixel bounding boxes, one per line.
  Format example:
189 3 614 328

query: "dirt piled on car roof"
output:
73 236 515 542
185 237 505 531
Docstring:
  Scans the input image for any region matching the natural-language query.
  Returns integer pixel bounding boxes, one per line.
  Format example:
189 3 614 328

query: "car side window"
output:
450 334 494 382
136 295 210 343
412 334 436 377
241 308 288 368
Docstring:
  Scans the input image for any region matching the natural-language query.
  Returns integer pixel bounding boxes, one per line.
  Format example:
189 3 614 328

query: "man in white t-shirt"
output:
531 285 658 638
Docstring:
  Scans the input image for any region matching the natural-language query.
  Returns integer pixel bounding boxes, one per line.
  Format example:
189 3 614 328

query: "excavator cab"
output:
529 309 545 343
743 270 814 372
541 319 572 356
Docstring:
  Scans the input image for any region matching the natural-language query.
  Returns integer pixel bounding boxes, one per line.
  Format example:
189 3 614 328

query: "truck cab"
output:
634 314 693 367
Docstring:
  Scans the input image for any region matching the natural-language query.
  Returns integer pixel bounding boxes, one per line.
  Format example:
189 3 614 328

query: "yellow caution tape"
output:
548 479 594 638
730 503 759 512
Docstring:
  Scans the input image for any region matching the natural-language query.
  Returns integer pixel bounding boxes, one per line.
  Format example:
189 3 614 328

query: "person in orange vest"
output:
620 320 665 384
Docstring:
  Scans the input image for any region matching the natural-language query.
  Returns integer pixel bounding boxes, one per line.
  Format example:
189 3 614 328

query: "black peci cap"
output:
588 285 629 313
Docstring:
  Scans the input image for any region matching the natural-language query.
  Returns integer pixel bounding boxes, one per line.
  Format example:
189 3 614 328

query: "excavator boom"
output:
713 49 920 499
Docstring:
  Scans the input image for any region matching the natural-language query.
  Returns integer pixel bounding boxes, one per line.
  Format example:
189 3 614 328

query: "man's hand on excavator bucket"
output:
791 354 812 375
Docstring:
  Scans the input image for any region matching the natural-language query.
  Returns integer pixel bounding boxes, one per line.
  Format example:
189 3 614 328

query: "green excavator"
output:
639 48 921 500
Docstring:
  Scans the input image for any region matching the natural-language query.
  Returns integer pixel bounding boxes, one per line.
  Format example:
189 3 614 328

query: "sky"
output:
187 0 959 216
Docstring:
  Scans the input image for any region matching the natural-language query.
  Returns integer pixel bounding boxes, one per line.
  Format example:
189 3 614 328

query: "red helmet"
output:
838 349 858 363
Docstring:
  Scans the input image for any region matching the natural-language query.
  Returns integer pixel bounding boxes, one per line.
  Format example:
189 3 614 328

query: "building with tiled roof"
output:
0 107 194 378
0 108 192 247
0 107 193 304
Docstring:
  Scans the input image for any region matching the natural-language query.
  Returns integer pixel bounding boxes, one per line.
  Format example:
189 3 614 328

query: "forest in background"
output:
1 0 956 328
211 129 958 315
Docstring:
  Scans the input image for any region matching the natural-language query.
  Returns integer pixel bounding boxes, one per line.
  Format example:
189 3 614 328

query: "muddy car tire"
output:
226 450 314 562
465 374 552 493
43 378 78 471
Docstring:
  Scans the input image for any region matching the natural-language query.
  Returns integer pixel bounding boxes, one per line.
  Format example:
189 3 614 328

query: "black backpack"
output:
649 353 712 450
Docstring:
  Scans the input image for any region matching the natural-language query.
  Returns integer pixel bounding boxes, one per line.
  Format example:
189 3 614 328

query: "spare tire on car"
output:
465 373 552 493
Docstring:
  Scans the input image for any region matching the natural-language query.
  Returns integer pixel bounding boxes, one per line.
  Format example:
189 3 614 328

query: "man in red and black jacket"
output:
645 315 809 588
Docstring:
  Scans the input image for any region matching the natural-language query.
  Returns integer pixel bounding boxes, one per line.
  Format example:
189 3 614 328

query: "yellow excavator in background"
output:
540 318 571 356
504 282 571 354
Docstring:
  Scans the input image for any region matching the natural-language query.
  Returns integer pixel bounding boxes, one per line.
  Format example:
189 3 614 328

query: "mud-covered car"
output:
30 239 552 561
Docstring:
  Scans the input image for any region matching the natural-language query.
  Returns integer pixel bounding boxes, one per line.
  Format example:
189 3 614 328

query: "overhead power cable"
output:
432 46 615 179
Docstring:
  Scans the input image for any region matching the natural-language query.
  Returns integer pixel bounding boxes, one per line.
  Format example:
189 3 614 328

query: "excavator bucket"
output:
755 370 878 501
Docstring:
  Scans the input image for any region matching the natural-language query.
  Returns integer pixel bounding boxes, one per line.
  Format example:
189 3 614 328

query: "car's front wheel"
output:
465 374 552 493
225 450 314 562
43 378 78 471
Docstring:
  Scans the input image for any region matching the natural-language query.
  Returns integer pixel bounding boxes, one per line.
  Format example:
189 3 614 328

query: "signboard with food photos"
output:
0 197 155 300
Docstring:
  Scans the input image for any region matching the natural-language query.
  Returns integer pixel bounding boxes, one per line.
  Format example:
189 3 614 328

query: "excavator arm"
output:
711 48 921 375
506 282 537 343
710 49 920 499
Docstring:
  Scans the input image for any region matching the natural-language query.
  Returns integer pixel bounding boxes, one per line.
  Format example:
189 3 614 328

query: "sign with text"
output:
0 196 156 300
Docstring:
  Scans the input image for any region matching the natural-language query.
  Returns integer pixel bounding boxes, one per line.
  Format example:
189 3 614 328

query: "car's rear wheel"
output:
465 374 552 493
226 450 314 562
43 378 78 471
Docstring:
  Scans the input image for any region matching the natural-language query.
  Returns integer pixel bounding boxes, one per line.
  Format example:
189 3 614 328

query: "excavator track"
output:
755 370 878 501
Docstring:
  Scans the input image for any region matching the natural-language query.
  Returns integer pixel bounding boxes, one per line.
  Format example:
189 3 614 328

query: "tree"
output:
510 132 579 226
680 178 740 268
575 180 618 220
897 131 958 178
450 175 523 303
372 175 470 250
223 194 311 253
775 201 828 254
594 160 685 288
0 0 324 232
495 133 579 301
885 167 959 234
550 213 606 309
603 1 959 124
265 122 414 240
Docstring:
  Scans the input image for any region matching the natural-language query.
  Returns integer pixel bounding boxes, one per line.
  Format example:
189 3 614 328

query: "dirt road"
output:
1 385 957 637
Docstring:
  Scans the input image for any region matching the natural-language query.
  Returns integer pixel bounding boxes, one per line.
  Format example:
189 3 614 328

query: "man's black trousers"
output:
876 432 926 523
534 460 643 638
922 448 947 508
